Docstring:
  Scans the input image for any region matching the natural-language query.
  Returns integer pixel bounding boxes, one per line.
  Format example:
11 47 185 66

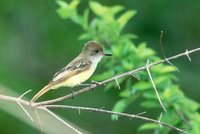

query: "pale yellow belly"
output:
54 68 95 88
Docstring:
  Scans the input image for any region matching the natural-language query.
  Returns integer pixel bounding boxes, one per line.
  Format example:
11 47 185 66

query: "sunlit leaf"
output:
78 33 92 40
56 0 68 8
69 0 80 9
140 100 160 108
111 97 134 120
117 10 137 29
138 123 159 131
134 81 152 91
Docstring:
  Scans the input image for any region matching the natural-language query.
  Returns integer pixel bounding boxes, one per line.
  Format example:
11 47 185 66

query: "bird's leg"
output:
70 88 74 99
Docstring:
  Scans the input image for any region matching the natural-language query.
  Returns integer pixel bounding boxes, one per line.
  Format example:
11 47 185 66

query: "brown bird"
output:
30 41 112 104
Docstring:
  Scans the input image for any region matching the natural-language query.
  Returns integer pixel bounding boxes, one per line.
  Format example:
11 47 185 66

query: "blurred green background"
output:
0 0 200 134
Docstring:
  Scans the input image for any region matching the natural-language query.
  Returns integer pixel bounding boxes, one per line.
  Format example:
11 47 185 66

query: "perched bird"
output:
30 41 112 103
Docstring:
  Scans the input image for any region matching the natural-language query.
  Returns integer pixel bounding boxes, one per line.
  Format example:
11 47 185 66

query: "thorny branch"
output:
32 47 200 107
0 95 186 134
159 31 180 72
45 105 185 133
0 47 199 133
146 59 166 112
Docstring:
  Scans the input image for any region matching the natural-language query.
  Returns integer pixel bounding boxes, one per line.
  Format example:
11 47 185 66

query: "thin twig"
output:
19 90 32 99
185 49 191 62
159 31 166 58
44 105 186 134
32 47 200 107
159 31 180 72
146 59 166 112
0 94 187 133
16 89 34 121
1 47 200 134
34 109 43 134
17 101 34 122
130 73 140 80
114 78 121 90
158 112 163 128
42 108 82 134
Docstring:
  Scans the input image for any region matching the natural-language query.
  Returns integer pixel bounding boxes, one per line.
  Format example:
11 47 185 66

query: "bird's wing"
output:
51 58 92 82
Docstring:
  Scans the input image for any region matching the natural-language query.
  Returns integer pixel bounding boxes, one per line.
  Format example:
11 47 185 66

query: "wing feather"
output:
51 58 92 82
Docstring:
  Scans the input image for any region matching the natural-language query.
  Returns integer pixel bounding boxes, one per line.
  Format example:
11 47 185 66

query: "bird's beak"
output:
103 53 112 56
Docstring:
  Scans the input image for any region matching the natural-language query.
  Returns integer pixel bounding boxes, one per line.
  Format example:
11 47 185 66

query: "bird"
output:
30 40 112 104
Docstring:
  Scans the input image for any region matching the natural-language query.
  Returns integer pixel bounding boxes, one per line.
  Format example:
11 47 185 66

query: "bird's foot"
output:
70 90 74 99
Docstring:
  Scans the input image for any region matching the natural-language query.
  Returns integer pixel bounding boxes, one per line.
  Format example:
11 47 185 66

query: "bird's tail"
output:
30 84 52 104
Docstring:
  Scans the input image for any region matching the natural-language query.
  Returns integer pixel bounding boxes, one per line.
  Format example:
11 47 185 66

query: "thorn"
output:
165 58 180 72
136 111 146 116
185 49 191 62
17 101 34 122
114 114 119 120
159 30 180 72
130 73 140 80
98 106 105 110
158 112 163 128
18 89 32 99
146 59 166 112
78 109 81 115
114 78 121 90
34 109 43 134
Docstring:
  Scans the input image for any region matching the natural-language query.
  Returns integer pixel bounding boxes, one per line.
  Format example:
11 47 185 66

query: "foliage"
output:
56 0 200 133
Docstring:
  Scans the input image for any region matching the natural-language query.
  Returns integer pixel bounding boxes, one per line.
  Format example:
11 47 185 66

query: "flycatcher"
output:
30 41 112 103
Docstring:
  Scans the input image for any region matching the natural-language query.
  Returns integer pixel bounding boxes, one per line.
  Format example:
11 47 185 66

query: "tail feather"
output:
30 84 52 104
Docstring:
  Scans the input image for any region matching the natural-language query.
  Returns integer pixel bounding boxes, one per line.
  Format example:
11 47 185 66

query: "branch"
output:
44 105 187 134
1 47 199 134
0 94 187 133
42 108 82 134
146 59 166 112
0 94 82 134
33 47 200 107
159 30 180 72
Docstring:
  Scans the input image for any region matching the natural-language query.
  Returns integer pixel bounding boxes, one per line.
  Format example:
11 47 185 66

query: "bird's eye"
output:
95 50 99 53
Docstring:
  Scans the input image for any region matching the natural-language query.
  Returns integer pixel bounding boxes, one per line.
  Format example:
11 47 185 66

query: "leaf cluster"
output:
56 0 200 133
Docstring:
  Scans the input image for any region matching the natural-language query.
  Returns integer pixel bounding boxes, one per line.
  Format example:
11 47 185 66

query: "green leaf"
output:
57 4 71 19
56 0 81 24
188 113 200 134
110 5 124 14
117 10 137 29
162 85 184 101
89 1 107 17
56 0 68 8
69 0 80 9
174 97 200 112
140 100 160 108
138 123 159 131
122 60 133 70
119 88 131 97
83 9 89 29
137 42 156 59
111 98 134 120
78 33 92 40
159 65 176 74
143 91 157 99
160 110 181 126
134 81 152 91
